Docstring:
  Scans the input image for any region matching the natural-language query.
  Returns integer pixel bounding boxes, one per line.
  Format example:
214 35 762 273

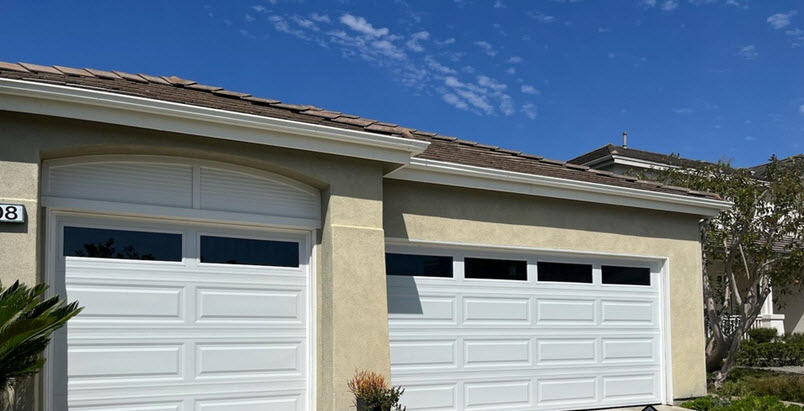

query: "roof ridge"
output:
0 60 722 201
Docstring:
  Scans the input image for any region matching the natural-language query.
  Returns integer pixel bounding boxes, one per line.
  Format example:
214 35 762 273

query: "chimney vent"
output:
622 131 628 148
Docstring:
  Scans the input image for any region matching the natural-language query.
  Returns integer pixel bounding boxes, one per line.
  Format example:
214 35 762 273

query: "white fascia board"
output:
387 158 732 217
611 155 675 170
0 78 429 164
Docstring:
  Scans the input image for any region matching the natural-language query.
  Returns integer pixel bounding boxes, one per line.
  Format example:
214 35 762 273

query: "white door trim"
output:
385 237 675 407
43 209 317 411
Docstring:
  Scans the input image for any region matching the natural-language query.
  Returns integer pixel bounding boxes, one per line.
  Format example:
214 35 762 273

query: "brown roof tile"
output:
0 60 722 201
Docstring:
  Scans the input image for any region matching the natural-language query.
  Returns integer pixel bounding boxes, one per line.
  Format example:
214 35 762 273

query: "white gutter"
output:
387 158 732 217
0 77 429 164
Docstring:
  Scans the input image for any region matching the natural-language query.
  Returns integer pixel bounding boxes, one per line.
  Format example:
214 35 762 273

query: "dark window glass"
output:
465 257 527 281
385 253 453 277
602 265 651 286
200 236 299 267
63 226 182 261
537 262 593 283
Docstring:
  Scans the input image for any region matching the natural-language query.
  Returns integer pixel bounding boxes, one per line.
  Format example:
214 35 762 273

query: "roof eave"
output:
387 158 732 217
0 77 429 165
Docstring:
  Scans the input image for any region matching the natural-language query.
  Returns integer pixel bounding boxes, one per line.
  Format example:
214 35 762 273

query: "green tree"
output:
0 281 82 405
646 156 804 387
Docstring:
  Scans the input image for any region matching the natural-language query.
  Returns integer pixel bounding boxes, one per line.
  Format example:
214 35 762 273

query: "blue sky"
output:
2 0 803 167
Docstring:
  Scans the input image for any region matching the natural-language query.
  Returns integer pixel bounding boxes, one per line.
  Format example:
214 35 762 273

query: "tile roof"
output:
568 143 715 169
0 61 721 201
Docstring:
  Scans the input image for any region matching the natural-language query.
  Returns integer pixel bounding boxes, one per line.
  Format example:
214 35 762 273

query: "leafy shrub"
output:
347 369 405 411
738 340 804 367
749 328 779 343
717 380 751 398
682 395 804 411
783 332 804 346
726 368 804 403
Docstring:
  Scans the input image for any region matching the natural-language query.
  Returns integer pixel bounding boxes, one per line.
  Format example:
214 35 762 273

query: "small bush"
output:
727 368 804 403
682 395 804 411
749 328 780 343
347 369 405 411
717 380 751 398
738 340 804 367
784 332 804 346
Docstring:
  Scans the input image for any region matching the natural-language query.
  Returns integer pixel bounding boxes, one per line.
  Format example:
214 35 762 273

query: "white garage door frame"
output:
40 156 320 411
385 237 675 409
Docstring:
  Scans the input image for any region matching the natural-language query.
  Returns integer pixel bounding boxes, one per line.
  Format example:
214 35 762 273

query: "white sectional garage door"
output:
386 246 666 411
59 218 311 411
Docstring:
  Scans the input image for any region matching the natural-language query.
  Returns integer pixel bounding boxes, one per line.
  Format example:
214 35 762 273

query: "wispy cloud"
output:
641 0 657 7
473 40 497 56
672 107 695 115
527 11 556 23
661 0 678 11
767 11 797 30
310 13 330 23
494 0 505 8
521 103 538 119
799 104 804 115
340 14 389 37
507 56 523 63
406 31 430 52
744 135 755 141
738 45 758 60
521 85 540 95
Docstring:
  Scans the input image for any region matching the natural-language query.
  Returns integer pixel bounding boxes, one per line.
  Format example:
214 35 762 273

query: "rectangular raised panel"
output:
603 375 656 399
537 378 596 404
465 340 530 366
465 380 530 408
68 285 182 320
463 298 529 323
537 339 596 364
69 345 182 379
69 402 182 411
401 385 456 410
196 396 299 411
388 296 455 322
47 162 193 208
197 288 300 322
197 343 301 376
536 300 595 324
601 301 654 324
602 338 655 362
391 341 455 368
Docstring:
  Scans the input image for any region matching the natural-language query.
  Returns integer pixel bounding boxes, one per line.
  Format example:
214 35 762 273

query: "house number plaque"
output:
0 204 25 223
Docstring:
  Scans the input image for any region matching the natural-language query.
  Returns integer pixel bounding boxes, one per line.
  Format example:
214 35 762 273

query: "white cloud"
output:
310 13 330 23
406 31 430 52
477 75 507 91
442 93 469 110
661 0 678 11
473 40 497 56
505 67 516 75
527 11 556 23
768 11 797 30
521 103 538 119
494 0 505 8
340 14 389 37
521 85 540 95
292 16 319 31
738 45 758 60
245 14 255 22
744 136 755 141
507 56 523 63
499 95 515 116
371 40 405 59
425 56 457 75
799 104 804 115
436 38 456 46
239 29 255 39
672 107 695 115
251 5 266 13
642 0 657 6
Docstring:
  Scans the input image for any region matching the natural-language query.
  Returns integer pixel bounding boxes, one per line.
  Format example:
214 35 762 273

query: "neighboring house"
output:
0 62 731 411
569 142 803 335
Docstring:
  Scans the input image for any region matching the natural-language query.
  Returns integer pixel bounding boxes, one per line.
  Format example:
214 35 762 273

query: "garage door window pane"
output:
537 262 593 283
465 257 527 281
386 253 453 277
602 265 651 286
63 227 182 261
200 236 299 267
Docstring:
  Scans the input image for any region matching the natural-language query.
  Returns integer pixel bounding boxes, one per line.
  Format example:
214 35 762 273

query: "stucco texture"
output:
382 179 708 400
0 111 391 411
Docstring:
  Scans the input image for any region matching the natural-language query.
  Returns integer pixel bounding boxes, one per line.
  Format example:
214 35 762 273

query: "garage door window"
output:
537 261 593 283
63 226 182 261
200 235 299 267
464 257 527 281
386 253 453 277
602 265 651 286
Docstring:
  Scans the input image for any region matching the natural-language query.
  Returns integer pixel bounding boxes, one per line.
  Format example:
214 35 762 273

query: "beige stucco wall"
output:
0 111 391 410
383 179 708 399
777 290 804 333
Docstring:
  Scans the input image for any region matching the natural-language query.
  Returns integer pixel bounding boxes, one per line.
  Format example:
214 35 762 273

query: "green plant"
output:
783 332 804 346
0 281 82 398
717 380 751 398
749 328 779 344
737 340 804 367
682 395 804 411
347 369 406 411
725 368 804 403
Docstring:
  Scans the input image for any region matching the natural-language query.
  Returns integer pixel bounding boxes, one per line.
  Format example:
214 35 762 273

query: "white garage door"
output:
386 245 666 411
58 217 311 411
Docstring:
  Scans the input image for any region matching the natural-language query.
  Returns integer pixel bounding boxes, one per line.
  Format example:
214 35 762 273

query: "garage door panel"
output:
68 401 184 411
388 295 456 324
67 284 184 322
536 338 596 365
464 339 531 367
391 340 457 369
195 342 303 378
536 377 596 406
601 374 659 401
464 380 531 409
600 300 657 326
536 299 595 325
195 287 304 324
602 338 657 363
68 344 184 381
194 395 301 411
400 383 457 411
462 297 530 324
